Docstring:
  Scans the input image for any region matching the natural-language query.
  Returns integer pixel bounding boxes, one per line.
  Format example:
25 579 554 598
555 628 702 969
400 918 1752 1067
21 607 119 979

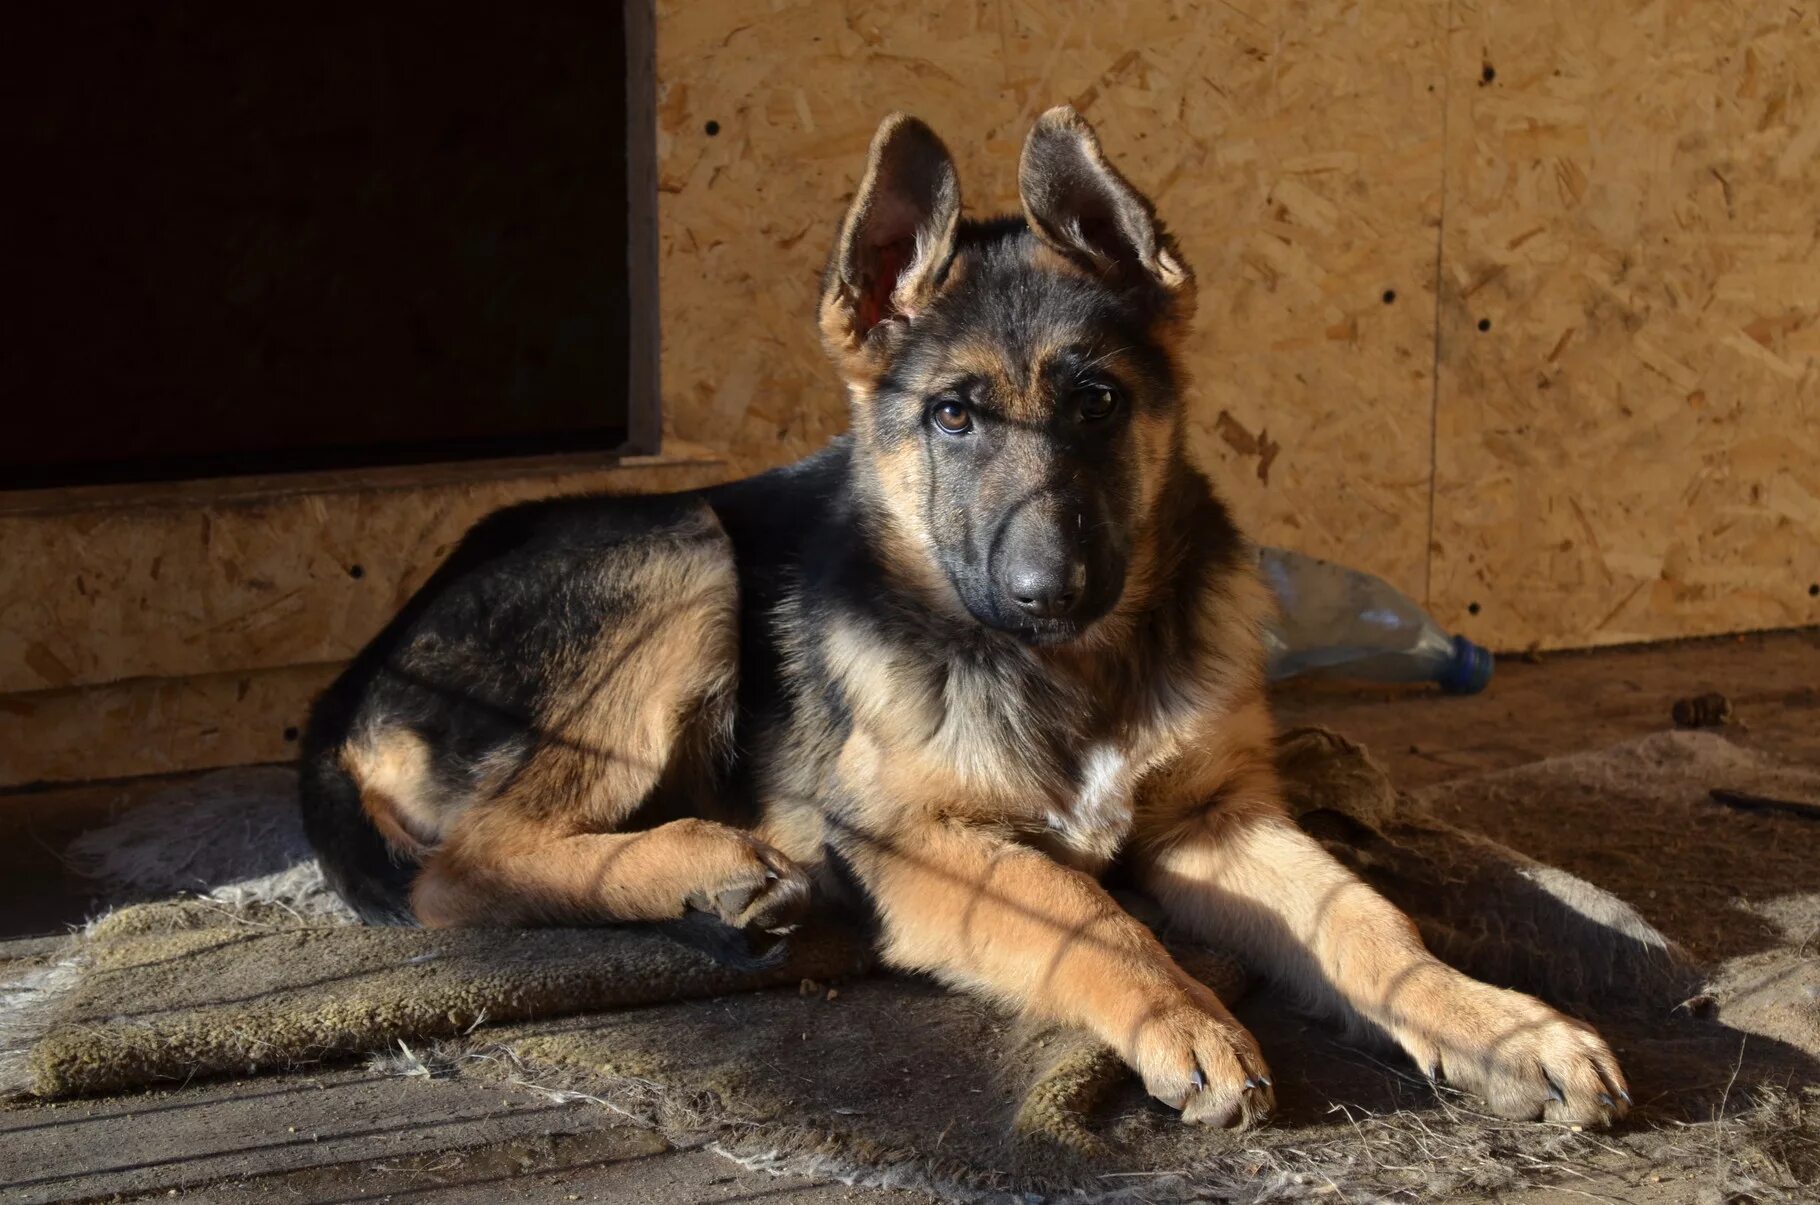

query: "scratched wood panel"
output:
1430 0 1820 650
0 664 339 787
658 0 1447 598
0 452 727 694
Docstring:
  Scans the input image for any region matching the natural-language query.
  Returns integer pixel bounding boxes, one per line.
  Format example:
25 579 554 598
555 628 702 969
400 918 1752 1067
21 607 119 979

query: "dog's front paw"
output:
1126 994 1274 1127
682 826 813 934
1404 979 1629 1127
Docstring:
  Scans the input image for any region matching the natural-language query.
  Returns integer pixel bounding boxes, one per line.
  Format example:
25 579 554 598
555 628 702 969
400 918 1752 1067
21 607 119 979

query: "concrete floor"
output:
3 628 1816 1203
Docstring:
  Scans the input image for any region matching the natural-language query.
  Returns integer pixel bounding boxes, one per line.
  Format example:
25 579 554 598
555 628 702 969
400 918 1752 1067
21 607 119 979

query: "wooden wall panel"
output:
657 0 1447 599
0 451 725 695
1431 1 1820 650
0 664 337 787
10 1 1820 789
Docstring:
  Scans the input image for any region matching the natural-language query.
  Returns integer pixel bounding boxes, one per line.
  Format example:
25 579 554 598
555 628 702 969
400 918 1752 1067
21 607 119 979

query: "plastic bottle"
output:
1258 547 1494 694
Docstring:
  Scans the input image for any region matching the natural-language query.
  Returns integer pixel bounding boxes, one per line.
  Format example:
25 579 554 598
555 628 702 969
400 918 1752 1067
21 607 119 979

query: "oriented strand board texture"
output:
0 664 338 786
0 453 726 785
1431 1 1820 648
658 0 1447 600
11 3 1820 788
0 454 725 695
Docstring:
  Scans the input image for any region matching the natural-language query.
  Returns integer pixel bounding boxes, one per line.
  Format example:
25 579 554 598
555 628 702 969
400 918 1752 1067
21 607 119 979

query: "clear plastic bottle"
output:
1258 547 1494 694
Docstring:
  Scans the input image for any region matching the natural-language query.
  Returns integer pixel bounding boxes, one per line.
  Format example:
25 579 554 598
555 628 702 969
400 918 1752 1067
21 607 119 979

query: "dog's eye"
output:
931 399 972 434
1078 385 1120 423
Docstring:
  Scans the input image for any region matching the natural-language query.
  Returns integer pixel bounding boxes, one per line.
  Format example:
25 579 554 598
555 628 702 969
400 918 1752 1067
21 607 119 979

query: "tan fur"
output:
806 564 1279 1126
801 544 1625 1127
414 813 809 931
848 440 975 619
835 809 1270 1125
1128 684 1627 1124
501 528 739 827
326 109 1628 1133
341 727 443 857
383 504 815 933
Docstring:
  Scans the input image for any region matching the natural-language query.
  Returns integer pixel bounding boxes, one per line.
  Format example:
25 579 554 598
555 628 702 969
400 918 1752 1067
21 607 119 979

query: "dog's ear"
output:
820 114 961 380
1019 106 1191 304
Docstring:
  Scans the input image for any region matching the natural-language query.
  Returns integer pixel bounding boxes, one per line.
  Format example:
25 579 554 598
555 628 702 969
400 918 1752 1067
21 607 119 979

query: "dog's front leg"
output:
835 814 1274 1126
1134 746 1629 1126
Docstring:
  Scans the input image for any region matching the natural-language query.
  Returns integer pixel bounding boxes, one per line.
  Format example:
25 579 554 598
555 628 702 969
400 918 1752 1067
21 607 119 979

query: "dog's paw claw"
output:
1130 998 1274 1128
1404 985 1630 1128
687 836 813 935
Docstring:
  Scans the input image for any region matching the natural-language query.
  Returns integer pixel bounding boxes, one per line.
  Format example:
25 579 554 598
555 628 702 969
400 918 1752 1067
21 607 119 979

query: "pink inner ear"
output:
858 238 913 334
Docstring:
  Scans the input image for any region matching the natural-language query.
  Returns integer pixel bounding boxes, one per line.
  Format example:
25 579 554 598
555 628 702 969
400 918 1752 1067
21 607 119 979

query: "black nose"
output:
1005 556 1086 619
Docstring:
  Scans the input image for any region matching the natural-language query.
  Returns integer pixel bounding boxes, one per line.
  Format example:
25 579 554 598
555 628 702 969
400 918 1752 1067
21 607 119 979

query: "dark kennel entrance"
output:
3 3 658 490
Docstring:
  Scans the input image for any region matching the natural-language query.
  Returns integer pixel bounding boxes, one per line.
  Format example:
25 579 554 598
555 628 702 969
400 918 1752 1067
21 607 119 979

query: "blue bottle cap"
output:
1441 635 1494 695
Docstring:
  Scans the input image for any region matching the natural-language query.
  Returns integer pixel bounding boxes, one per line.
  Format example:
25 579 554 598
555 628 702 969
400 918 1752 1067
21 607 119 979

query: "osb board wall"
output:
1429 0 1820 648
3 664 340 785
657 0 1448 602
8 2 1820 788
0 453 724 697
0 454 725 785
656 0 1820 649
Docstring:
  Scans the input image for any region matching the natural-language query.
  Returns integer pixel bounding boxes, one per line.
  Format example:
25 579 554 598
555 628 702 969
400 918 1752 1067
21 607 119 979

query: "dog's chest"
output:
1044 743 1138 860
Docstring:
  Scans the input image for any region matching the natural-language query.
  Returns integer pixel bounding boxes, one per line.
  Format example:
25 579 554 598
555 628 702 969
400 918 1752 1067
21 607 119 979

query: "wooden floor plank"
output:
0 1069 632 1205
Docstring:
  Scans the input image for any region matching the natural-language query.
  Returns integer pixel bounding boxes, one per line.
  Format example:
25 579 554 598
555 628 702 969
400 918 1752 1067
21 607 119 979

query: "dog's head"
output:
821 108 1195 647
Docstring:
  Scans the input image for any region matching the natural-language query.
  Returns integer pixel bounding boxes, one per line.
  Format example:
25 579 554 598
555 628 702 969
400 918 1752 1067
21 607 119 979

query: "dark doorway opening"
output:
3 3 658 490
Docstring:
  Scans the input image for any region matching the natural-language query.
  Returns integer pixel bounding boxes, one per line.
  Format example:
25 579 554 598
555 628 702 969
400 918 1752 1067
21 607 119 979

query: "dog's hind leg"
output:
398 511 809 932
413 814 811 931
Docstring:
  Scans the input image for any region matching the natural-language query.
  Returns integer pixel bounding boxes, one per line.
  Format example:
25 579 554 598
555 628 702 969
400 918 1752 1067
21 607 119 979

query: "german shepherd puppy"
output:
302 108 1629 1129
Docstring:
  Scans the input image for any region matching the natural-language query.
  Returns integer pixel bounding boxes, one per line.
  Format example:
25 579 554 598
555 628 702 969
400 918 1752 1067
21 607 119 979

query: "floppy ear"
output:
1018 106 1191 303
820 113 961 378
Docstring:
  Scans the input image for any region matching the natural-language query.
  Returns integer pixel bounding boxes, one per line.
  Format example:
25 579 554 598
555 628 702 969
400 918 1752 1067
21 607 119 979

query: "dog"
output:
300 108 1629 1129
